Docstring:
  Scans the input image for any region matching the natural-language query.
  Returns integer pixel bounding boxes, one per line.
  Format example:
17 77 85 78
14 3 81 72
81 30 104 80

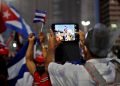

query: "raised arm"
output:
45 29 56 71
26 33 36 75
78 30 85 48
38 32 47 58
78 30 91 60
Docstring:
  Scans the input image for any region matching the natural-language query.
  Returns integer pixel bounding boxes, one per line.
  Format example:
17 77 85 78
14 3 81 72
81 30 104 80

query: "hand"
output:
83 46 92 60
79 30 85 42
77 30 85 47
55 39 62 48
48 29 56 50
38 32 45 43
77 30 92 60
28 33 35 44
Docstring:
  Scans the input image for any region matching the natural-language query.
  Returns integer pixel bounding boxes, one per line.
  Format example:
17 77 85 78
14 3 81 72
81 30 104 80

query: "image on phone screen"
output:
54 24 77 41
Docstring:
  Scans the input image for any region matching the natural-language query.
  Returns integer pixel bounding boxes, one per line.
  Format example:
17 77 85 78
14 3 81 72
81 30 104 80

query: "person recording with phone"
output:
51 24 85 65
45 23 117 86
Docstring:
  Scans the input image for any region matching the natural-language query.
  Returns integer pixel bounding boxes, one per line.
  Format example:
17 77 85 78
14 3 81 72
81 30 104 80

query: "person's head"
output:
34 55 46 75
55 43 67 64
85 23 111 59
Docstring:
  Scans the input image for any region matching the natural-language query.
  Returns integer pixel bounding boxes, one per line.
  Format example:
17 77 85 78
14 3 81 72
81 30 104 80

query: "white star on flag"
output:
3 10 11 19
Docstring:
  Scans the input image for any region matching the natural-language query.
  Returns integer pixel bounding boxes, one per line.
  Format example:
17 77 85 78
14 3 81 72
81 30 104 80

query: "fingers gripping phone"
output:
51 23 79 42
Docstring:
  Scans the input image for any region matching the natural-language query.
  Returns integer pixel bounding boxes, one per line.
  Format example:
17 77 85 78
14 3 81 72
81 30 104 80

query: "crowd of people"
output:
0 23 120 86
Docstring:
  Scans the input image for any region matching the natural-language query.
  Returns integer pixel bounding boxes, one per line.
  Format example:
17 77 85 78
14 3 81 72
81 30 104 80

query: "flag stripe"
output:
33 20 44 23
7 58 25 80
10 7 20 18
33 18 44 21
33 18 45 23
35 12 46 17
6 21 22 28
16 64 28 79
34 15 45 19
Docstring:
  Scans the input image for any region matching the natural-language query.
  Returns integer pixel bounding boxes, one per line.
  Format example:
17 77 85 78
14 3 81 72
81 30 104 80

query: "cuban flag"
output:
0 3 34 86
7 41 33 86
1 3 32 39
33 10 46 23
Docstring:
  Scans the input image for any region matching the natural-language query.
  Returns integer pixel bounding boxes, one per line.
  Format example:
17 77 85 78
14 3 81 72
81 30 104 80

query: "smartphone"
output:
51 23 79 42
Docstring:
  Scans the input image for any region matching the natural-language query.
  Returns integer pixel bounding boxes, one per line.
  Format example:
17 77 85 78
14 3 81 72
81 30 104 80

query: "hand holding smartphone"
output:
51 23 79 42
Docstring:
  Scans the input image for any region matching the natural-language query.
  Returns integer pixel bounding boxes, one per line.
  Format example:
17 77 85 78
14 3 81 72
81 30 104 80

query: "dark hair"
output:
55 44 67 64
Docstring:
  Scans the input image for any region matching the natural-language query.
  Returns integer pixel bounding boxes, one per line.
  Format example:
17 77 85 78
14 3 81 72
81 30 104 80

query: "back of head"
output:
85 23 111 58
55 44 67 64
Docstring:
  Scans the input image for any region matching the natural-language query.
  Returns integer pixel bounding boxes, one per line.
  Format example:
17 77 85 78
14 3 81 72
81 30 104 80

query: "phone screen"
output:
52 24 79 41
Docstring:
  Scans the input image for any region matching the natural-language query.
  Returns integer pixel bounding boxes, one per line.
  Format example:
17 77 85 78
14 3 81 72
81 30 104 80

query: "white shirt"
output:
107 51 120 63
48 58 116 86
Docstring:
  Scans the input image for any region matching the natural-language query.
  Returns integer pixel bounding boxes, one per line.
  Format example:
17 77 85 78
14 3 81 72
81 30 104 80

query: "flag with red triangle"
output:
1 2 33 38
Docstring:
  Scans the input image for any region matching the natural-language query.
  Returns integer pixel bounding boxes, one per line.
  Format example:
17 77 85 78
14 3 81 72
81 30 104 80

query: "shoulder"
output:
48 62 84 72
48 62 65 71
48 62 74 68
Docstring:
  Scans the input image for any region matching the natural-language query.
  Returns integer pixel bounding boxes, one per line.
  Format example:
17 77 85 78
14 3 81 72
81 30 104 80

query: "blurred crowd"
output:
0 23 120 86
